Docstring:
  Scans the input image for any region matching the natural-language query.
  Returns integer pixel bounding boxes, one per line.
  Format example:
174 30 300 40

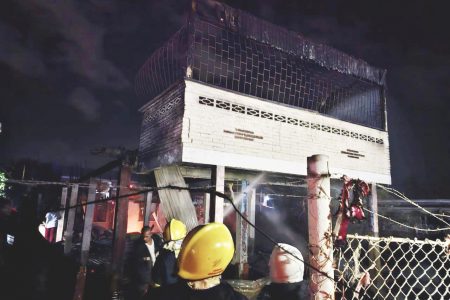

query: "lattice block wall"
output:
182 80 390 184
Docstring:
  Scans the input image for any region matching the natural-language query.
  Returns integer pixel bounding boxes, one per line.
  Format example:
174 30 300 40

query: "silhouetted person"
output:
128 226 163 299
0 193 77 300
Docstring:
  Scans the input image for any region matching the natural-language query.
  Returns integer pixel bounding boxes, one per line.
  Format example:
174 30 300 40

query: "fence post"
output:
307 154 334 300
56 186 68 242
368 183 382 293
64 184 79 255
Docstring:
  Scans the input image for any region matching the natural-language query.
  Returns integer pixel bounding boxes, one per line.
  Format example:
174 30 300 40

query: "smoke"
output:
0 21 46 77
13 0 129 89
68 87 101 122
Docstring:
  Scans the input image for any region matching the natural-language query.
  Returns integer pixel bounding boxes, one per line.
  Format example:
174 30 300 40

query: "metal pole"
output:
56 187 68 242
64 184 79 255
307 154 334 300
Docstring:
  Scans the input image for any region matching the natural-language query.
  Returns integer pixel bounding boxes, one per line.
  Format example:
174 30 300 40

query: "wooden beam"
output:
154 165 198 230
180 165 306 187
111 164 131 291
80 179 96 265
64 184 79 255
72 178 96 300
78 159 122 182
56 187 68 242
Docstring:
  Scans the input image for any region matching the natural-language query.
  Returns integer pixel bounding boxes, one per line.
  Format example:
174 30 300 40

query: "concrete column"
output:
236 180 249 279
307 154 334 300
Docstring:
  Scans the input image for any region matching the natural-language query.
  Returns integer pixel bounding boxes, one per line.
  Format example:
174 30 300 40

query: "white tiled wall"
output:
182 80 391 184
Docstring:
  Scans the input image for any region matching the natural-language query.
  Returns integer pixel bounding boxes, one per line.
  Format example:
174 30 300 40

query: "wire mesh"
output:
190 18 384 129
334 234 450 299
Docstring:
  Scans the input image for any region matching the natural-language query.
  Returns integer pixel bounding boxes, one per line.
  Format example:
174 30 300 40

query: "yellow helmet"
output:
178 223 234 280
163 219 187 242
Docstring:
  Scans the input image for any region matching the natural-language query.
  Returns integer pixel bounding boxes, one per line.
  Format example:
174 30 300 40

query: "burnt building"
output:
134 0 391 278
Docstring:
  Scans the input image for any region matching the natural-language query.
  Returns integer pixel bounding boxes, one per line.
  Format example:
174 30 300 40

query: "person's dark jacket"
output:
129 235 163 287
257 281 309 300
153 247 178 286
150 280 248 300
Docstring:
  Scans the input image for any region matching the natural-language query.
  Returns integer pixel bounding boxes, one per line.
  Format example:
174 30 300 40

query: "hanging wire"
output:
376 184 450 227
363 207 450 232
10 176 449 293
10 181 356 294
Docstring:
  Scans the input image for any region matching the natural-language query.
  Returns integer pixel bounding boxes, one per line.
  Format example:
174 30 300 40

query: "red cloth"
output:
45 227 56 243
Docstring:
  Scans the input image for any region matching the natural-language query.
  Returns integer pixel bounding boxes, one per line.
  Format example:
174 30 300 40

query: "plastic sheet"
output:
226 278 270 300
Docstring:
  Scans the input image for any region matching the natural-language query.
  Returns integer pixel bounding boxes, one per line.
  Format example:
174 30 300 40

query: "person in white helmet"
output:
257 243 308 300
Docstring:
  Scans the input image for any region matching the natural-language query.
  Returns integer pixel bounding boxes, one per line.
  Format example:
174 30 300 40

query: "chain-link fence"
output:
334 234 450 299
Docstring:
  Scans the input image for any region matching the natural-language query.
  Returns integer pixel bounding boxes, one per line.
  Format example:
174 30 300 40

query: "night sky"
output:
0 0 449 198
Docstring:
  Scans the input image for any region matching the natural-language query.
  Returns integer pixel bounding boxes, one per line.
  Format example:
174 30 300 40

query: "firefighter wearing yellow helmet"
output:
153 219 187 286
150 223 248 300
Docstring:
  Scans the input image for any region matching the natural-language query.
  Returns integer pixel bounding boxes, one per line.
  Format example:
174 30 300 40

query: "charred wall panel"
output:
135 28 188 102
138 84 185 171
189 18 384 129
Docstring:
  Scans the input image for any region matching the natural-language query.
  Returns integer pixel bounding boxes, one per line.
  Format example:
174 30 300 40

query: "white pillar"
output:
307 154 334 300
210 165 225 222
204 193 210 223
143 191 153 227
236 180 249 279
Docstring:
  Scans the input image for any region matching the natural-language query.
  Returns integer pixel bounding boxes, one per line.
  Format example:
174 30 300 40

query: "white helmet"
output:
269 243 304 283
